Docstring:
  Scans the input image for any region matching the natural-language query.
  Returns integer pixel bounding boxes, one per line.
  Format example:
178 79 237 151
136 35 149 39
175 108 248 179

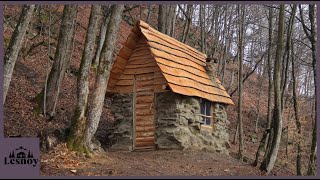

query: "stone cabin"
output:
106 20 234 154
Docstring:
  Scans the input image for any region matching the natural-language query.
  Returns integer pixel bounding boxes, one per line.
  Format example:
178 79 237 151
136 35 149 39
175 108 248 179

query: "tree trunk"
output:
171 5 177 38
145 5 152 24
237 4 245 161
35 5 78 118
181 5 193 43
260 5 285 174
4 5 35 104
306 4 317 176
158 5 166 33
67 5 100 154
221 5 230 85
85 4 124 152
200 4 205 53
255 79 263 132
264 6 274 149
92 5 111 68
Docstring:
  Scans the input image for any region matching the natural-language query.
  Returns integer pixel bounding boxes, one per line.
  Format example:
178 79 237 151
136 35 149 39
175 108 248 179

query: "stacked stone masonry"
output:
109 92 231 154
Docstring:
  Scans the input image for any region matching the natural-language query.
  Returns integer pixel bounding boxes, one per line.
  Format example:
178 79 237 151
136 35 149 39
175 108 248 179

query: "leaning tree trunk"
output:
92 5 110 68
85 4 124 152
67 5 100 154
35 5 78 118
3 5 35 104
260 5 285 174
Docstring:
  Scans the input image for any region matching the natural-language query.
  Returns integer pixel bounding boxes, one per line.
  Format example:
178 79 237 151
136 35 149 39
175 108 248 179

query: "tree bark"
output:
145 5 152 24
92 5 111 68
237 4 245 161
67 5 100 154
200 4 205 53
260 5 285 174
4 5 35 104
158 5 166 33
181 5 193 43
171 5 177 38
85 4 124 152
264 6 274 151
35 5 78 118
305 4 317 176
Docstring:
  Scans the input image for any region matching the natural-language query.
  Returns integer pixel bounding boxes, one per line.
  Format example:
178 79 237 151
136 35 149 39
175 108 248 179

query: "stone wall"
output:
155 92 231 154
108 92 231 154
108 93 133 151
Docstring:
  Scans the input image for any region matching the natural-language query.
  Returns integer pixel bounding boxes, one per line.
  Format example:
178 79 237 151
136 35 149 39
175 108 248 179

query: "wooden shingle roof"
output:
107 20 234 105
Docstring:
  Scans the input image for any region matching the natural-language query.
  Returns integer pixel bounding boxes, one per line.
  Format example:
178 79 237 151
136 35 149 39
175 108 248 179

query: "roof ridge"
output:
136 20 207 60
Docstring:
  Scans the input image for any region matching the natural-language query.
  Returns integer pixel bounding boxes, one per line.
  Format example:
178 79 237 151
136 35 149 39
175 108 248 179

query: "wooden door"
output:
133 72 156 151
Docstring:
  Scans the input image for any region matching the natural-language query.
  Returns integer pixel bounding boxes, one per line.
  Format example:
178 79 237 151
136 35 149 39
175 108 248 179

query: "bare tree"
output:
67 5 101 153
4 5 35 104
180 4 193 43
298 4 317 176
260 5 285 174
35 5 78 118
85 4 124 153
158 5 166 33
237 4 245 161
92 5 111 68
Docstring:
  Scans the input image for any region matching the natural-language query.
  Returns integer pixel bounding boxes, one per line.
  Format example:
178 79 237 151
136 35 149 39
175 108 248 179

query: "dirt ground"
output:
40 143 293 177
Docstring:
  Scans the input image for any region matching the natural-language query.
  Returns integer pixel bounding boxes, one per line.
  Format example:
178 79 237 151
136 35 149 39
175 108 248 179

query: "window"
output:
200 98 211 125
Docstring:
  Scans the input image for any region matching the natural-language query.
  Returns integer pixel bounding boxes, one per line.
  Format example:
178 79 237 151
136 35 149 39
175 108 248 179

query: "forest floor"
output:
40 143 293 176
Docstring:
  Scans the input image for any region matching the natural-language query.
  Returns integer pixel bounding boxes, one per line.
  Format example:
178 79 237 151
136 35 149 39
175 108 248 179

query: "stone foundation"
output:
108 92 231 154
108 93 133 151
155 92 230 154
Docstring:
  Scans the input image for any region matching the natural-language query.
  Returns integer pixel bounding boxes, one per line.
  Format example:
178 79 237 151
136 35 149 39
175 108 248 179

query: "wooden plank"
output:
135 121 155 126
162 73 230 98
133 75 137 150
147 41 206 68
123 66 160 75
140 27 206 64
136 126 155 132
113 85 133 93
135 108 154 116
113 84 166 93
127 58 155 65
149 48 204 72
133 146 155 151
118 45 133 60
159 64 219 88
115 79 133 86
135 130 154 136
136 91 154 97
135 137 155 143
129 49 151 58
167 83 234 105
136 95 154 101
154 57 208 78
126 62 157 69
135 115 154 121
124 35 137 50
135 141 155 147
142 26 206 60
117 74 164 81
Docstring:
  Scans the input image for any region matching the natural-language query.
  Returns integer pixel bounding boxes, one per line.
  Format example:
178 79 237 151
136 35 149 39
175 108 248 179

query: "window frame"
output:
200 98 212 126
